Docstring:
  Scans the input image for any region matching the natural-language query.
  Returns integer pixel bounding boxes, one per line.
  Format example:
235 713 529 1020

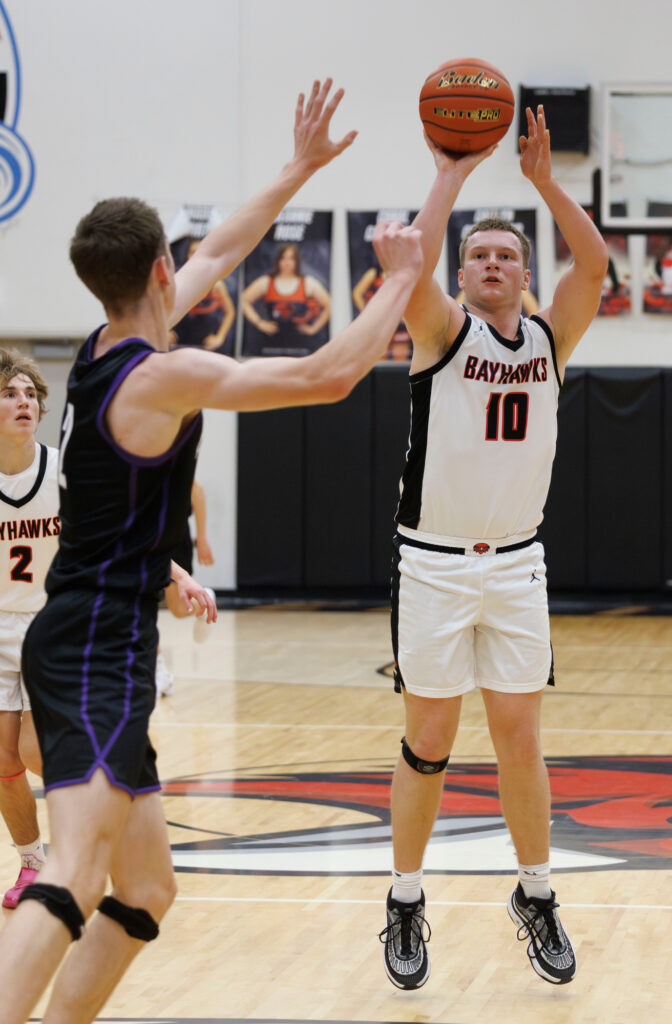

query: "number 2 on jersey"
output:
9 546 33 583
485 391 529 441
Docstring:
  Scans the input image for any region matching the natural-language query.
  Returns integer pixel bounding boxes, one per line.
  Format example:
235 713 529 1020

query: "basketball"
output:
419 58 514 154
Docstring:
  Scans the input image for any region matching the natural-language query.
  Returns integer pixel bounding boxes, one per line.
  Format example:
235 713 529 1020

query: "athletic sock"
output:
17 838 45 870
518 860 552 900
391 867 423 904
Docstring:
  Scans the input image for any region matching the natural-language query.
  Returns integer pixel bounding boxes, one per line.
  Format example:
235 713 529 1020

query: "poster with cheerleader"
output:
167 204 239 355
347 209 418 361
240 209 332 358
447 207 538 314
554 204 631 317
643 202 672 315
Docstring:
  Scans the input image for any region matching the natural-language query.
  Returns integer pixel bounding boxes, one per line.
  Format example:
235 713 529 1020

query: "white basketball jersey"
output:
0 444 60 613
396 311 561 541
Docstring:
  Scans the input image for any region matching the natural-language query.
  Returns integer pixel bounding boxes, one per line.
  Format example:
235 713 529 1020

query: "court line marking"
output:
174 896 672 911
152 721 672 736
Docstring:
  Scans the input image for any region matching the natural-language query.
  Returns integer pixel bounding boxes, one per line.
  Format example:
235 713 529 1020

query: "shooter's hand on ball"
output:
423 130 497 177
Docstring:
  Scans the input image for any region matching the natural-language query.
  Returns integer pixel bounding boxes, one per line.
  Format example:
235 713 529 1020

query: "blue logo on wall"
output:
0 2 35 222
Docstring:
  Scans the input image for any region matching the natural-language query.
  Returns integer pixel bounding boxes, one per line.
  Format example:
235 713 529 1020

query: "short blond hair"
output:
0 348 49 418
459 217 531 269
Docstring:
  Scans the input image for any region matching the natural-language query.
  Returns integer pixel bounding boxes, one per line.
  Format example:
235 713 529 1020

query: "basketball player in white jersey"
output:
379 107 608 989
0 349 55 908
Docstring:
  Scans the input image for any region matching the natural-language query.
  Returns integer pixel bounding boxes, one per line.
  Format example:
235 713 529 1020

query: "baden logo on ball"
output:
419 58 515 156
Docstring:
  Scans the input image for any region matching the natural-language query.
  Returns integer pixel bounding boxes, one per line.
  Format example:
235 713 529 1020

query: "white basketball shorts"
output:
391 536 552 697
0 611 34 711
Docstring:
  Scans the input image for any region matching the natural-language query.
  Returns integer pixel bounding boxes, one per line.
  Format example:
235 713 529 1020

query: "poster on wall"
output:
446 208 538 315
167 204 238 356
555 204 631 317
347 209 418 361
643 202 672 315
240 209 332 358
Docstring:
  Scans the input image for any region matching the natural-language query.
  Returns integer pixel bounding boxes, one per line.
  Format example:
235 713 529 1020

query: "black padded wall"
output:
538 369 588 588
664 369 672 589
304 379 372 586
237 407 304 586
237 365 672 595
371 368 412 585
585 369 664 590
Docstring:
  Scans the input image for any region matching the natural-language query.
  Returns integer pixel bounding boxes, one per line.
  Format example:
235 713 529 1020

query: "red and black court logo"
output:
164 756 672 875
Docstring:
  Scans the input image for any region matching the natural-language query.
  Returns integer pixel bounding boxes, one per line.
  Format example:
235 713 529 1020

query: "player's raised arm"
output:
171 79 357 325
521 105 608 371
404 137 496 360
127 223 423 443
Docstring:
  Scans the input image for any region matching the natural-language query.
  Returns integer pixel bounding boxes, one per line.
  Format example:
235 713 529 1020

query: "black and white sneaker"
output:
508 883 576 984
379 888 431 990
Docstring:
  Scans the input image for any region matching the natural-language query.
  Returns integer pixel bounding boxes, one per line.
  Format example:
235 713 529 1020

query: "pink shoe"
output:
2 866 40 909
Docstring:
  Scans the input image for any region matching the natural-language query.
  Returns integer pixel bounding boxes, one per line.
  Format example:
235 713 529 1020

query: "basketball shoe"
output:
379 888 431 989
3 865 41 909
508 883 576 984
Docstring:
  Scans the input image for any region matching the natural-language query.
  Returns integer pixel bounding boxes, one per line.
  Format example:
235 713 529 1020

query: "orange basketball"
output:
419 58 514 154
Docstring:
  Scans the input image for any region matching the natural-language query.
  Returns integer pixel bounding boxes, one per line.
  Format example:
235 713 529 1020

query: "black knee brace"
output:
98 895 159 942
401 736 449 775
17 883 85 941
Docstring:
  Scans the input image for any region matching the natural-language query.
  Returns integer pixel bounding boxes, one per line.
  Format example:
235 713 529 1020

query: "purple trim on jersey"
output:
85 325 104 361
80 588 106 759
43 769 161 799
149 473 171 553
94 345 203 468
84 327 152 363
408 313 471 385
93 598 141 772
95 348 154 462
125 465 138 530
81 474 148 783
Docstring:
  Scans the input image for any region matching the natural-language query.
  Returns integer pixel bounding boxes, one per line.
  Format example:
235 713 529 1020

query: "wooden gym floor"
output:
3 605 671 1024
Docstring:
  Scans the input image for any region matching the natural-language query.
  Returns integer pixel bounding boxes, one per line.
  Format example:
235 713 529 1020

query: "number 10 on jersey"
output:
485 391 529 441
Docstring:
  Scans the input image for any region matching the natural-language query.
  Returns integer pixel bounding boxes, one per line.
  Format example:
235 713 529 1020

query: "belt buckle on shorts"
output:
473 542 490 555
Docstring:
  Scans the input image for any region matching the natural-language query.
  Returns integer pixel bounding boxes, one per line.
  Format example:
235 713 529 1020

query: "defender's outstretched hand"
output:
293 78 358 171
520 105 552 187
373 221 424 282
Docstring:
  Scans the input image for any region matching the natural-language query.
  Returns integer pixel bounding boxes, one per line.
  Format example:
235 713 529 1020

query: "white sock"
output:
16 838 45 870
518 861 551 900
391 867 423 903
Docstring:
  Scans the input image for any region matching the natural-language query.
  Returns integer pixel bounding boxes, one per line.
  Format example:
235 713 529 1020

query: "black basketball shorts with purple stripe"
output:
22 587 160 797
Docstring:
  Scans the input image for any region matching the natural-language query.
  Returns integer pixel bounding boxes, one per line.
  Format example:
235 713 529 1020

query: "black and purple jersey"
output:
47 328 202 598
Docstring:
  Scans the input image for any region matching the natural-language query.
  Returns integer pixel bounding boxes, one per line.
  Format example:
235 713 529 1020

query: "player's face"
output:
458 230 531 307
0 374 40 441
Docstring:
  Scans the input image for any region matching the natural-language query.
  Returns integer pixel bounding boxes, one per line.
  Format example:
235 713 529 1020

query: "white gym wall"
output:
1 0 670 587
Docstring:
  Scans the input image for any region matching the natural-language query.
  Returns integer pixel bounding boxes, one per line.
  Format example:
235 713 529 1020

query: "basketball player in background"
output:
156 479 216 696
0 79 424 1024
0 350 53 909
379 105 608 990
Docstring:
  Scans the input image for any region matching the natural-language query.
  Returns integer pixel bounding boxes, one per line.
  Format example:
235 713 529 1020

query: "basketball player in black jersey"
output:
0 79 424 1024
